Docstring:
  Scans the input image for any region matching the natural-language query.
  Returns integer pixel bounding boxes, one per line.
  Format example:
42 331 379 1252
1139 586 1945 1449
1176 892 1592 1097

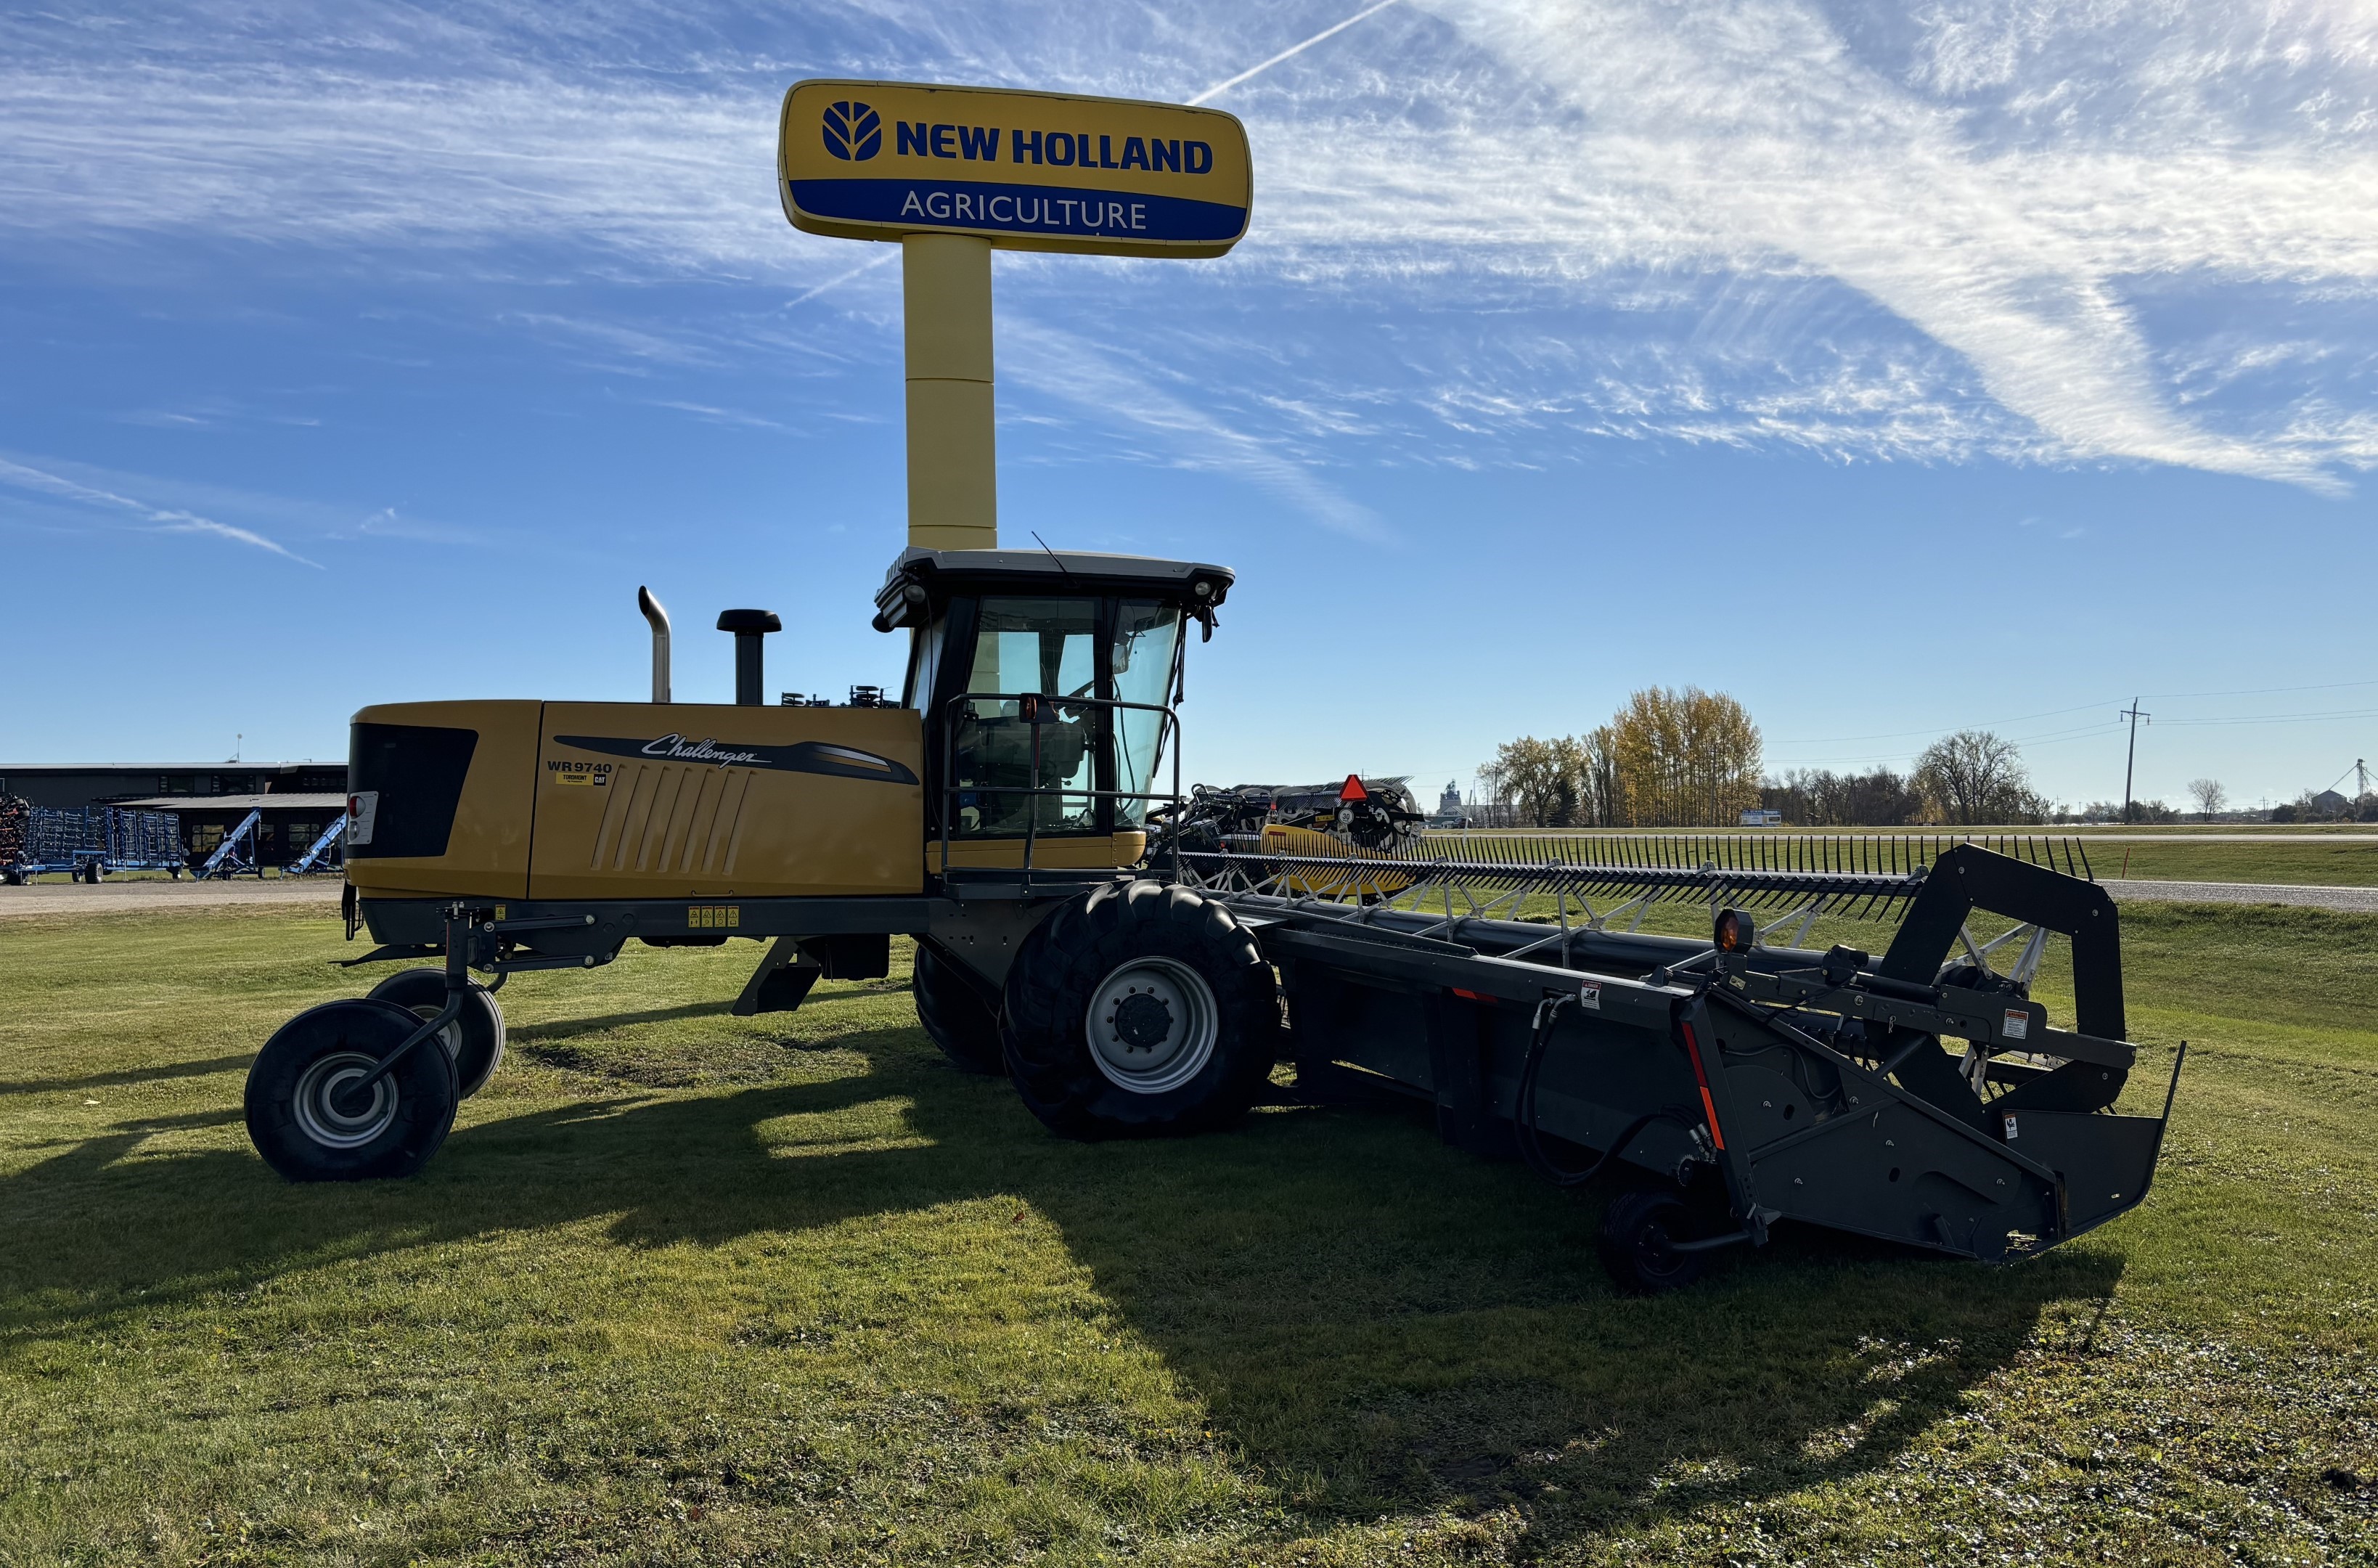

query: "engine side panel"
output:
529 703 926 899
347 700 542 900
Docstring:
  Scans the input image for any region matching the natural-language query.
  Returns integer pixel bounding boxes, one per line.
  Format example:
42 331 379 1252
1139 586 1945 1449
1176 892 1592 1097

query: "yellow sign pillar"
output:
777 80 1252 555
901 232 998 551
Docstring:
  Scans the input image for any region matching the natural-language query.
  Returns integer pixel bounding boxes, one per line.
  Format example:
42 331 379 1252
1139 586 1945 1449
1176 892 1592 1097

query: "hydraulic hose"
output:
1514 991 1680 1191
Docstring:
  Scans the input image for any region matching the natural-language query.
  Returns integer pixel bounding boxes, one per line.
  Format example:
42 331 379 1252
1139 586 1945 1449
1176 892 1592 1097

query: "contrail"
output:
785 250 896 308
0 455 320 567
1188 0 1402 105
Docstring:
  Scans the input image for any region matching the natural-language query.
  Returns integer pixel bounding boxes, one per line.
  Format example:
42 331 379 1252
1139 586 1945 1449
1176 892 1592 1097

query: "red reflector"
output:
1339 773 1368 801
1451 987 1492 1005
1680 1021 1728 1151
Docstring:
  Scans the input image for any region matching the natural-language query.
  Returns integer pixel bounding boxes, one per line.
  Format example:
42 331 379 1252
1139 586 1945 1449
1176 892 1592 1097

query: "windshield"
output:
952 597 1100 838
1111 600 1182 828
942 595 1183 838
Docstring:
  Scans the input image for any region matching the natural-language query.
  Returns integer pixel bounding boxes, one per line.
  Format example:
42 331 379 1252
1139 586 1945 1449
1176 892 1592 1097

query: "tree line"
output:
1479 690 2056 828
1480 687 1764 828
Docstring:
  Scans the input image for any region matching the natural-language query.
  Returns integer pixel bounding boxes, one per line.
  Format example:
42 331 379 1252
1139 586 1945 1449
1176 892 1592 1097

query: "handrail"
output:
933 689 1183 887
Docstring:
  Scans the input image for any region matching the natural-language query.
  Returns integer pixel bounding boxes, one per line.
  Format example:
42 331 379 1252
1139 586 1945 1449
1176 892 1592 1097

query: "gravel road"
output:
0 878 343 919
2100 879 2378 913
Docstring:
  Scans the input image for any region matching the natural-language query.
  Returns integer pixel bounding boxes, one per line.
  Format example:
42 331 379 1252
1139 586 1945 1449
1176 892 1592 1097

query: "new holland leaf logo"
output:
822 101 882 162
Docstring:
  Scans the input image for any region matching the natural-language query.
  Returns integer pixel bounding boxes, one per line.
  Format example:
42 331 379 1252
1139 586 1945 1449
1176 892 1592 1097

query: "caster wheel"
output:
367 968 505 1097
245 998 459 1182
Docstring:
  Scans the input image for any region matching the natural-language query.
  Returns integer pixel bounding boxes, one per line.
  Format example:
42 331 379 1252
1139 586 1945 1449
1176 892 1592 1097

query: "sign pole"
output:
777 79 1253 555
902 232 997 550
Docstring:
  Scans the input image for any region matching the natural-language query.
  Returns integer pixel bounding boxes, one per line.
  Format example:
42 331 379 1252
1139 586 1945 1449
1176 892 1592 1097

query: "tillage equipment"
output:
245 549 2181 1292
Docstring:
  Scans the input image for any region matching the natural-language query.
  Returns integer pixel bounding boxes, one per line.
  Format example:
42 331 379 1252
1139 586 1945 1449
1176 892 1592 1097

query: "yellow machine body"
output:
348 699 930 902
345 696 1150 906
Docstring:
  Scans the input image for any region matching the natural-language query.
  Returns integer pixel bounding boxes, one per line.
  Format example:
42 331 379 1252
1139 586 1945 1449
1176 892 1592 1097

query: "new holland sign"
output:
777 80 1252 258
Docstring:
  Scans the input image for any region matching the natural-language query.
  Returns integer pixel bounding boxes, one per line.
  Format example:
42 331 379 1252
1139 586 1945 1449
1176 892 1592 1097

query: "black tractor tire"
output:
1001 881 1280 1139
245 998 459 1182
1597 1185 1708 1295
913 941 1004 1074
367 968 506 1098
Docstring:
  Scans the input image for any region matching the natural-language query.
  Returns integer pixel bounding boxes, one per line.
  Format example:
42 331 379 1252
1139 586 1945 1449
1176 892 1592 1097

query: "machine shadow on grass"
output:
0 1024 2123 1538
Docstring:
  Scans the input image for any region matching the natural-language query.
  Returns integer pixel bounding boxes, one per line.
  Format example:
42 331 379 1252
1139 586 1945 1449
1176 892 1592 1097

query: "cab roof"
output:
875 546 1233 629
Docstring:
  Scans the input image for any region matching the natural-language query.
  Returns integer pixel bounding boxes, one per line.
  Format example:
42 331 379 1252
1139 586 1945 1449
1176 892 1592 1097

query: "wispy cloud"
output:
2 0 2374 492
1003 322 1386 539
0 456 322 566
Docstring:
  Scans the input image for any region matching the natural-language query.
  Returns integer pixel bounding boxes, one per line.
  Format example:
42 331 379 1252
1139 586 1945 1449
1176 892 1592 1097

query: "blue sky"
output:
4 0 2376 811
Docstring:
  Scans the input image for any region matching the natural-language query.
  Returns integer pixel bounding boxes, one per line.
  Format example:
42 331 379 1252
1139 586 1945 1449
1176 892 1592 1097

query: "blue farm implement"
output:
0 800 184 883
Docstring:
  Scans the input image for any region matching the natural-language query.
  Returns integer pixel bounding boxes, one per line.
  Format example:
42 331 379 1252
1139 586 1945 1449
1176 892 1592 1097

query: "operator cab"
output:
873 548 1230 859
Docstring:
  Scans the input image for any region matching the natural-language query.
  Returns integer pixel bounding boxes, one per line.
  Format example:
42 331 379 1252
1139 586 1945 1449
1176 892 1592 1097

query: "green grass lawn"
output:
3 903 2375 1565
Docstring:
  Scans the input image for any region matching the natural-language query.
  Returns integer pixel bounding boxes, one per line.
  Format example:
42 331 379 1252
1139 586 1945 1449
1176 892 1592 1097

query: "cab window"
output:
952 597 1101 838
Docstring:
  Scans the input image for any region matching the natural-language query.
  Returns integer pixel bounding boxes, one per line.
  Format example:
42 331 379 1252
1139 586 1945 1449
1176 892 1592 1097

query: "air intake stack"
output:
716 609 781 706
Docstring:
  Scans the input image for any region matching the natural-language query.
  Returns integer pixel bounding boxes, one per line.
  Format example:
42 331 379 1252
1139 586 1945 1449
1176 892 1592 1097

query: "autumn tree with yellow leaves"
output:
1481 687 1762 828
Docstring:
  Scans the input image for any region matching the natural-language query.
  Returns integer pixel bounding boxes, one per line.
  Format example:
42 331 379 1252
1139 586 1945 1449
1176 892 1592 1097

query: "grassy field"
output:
3 902 2376 1565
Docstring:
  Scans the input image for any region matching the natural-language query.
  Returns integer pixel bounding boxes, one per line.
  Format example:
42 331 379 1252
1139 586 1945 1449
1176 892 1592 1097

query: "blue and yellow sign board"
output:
777 80 1252 258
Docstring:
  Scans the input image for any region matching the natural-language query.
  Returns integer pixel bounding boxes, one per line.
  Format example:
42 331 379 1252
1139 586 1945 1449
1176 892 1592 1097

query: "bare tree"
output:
2188 777 2227 817
1772 766 1923 826
1913 730 2046 825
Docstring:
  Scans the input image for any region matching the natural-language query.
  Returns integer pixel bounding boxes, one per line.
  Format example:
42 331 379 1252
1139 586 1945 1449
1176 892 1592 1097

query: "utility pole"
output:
2118 699 2150 823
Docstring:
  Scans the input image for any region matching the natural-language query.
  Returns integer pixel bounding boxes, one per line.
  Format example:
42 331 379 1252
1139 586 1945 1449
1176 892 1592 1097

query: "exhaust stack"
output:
716 609 781 706
637 587 671 703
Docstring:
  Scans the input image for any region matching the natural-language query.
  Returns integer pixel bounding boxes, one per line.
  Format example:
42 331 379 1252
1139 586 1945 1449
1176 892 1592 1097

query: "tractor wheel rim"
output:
292 1051 398 1148
1085 956 1218 1095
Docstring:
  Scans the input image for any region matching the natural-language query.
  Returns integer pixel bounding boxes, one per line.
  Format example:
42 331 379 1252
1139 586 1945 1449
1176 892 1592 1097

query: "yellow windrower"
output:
901 233 998 550
775 80 1254 551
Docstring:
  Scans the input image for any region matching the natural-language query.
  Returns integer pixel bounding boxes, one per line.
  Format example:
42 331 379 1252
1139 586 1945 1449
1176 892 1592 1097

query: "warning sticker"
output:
2002 1008 2030 1041
1577 983 1601 1011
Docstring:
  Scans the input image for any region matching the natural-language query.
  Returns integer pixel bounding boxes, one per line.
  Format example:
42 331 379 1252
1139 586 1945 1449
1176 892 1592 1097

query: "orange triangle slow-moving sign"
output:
1339 775 1368 802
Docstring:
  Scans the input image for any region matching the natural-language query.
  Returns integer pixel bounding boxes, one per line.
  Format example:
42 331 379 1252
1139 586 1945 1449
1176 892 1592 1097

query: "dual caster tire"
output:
245 1000 460 1183
243 971 504 1183
366 968 505 1098
998 882 1280 1139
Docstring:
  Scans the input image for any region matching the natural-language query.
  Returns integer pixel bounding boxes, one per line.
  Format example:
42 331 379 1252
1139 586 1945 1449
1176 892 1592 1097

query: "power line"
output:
2143 677 2378 701
1774 699 2116 746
